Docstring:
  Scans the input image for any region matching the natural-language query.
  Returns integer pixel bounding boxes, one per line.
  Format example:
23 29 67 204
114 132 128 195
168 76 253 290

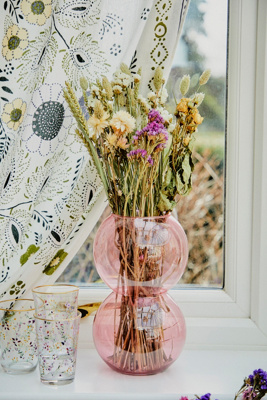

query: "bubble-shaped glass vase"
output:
93 214 188 295
93 213 188 376
93 292 186 375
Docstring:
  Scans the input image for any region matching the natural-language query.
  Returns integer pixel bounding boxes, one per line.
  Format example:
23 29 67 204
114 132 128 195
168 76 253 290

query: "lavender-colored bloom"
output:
155 143 166 151
147 155 153 165
242 388 257 399
148 109 165 124
128 149 147 159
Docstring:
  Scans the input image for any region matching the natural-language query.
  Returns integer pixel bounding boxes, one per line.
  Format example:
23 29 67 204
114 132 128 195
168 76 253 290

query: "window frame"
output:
54 0 267 350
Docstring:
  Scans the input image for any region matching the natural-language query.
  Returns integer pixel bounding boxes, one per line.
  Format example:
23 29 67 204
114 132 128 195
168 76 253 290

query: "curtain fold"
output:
0 0 190 301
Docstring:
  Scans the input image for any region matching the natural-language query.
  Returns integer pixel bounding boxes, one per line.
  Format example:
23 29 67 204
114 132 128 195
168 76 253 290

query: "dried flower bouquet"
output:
64 65 210 374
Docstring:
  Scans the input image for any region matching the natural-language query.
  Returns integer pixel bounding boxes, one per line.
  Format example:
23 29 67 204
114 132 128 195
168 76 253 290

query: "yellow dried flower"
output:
102 76 113 100
179 75 190 96
154 66 164 91
192 109 204 125
183 137 190 146
199 69 211 85
176 98 190 113
80 77 88 91
110 110 135 134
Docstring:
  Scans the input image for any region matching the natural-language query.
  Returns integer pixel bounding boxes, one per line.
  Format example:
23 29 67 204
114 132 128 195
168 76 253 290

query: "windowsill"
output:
1 349 266 400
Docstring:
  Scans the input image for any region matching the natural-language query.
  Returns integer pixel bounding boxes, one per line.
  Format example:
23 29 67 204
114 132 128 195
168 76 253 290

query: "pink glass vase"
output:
93 214 188 375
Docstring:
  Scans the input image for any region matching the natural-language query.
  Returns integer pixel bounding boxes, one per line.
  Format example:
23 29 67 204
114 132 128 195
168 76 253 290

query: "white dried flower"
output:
159 107 173 124
134 74 141 83
113 85 123 94
147 91 157 102
113 70 133 87
87 96 96 107
168 123 176 133
179 75 190 96
159 87 168 104
138 95 150 111
110 110 136 134
91 85 100 96
193 92 205 107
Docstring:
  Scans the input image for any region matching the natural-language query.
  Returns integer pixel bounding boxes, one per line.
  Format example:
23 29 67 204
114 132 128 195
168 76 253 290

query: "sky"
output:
173 0 228 77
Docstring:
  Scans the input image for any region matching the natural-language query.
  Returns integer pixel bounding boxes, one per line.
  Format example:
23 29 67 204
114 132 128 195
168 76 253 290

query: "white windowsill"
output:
1 349 266 400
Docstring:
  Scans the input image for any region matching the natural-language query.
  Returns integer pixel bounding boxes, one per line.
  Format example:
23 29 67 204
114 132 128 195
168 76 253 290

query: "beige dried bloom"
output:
120 63 132 76
88 110 109 135
80 77 88 91
154 66 164 91
102 76 113 100
110 110 136 134
106 133 117 147
179 75 190 96
117 137 129 149
199 69 211 85
94 100 104 119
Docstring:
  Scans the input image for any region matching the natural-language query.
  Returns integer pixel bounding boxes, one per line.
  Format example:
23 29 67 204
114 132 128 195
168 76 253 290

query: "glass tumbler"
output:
0 299 38 374
32 284 79 318
35 311 81 385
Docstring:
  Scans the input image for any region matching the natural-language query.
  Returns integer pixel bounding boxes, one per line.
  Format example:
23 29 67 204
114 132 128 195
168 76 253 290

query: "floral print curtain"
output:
0 0 189 301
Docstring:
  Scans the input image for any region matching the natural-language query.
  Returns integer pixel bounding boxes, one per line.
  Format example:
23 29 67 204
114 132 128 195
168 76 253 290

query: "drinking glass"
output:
32 284 79 318
0 299 38 374
35 311 81 385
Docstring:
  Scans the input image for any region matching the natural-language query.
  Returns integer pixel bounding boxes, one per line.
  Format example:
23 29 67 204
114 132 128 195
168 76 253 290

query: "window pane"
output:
58 0 227 288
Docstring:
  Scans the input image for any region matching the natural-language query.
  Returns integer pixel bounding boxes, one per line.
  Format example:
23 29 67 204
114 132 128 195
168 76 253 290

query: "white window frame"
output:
55 0 267 350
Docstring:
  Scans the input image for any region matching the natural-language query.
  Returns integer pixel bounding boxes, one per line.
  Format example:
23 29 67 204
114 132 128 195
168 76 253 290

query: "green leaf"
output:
164 167 172 187
176 171 192 196
182 153 191 184
157 192 176 213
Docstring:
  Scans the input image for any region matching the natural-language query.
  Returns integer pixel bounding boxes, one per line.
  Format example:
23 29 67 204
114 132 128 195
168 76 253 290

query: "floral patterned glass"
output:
35 311 81 385
32 284 79 318
0 299 38 374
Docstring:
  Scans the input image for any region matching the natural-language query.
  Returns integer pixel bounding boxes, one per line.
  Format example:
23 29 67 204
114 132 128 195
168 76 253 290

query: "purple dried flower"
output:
128 149 147 159
248 369 267 390
199 394 211 400
147 155 153 165
242 388 257 399
148 109 165 124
